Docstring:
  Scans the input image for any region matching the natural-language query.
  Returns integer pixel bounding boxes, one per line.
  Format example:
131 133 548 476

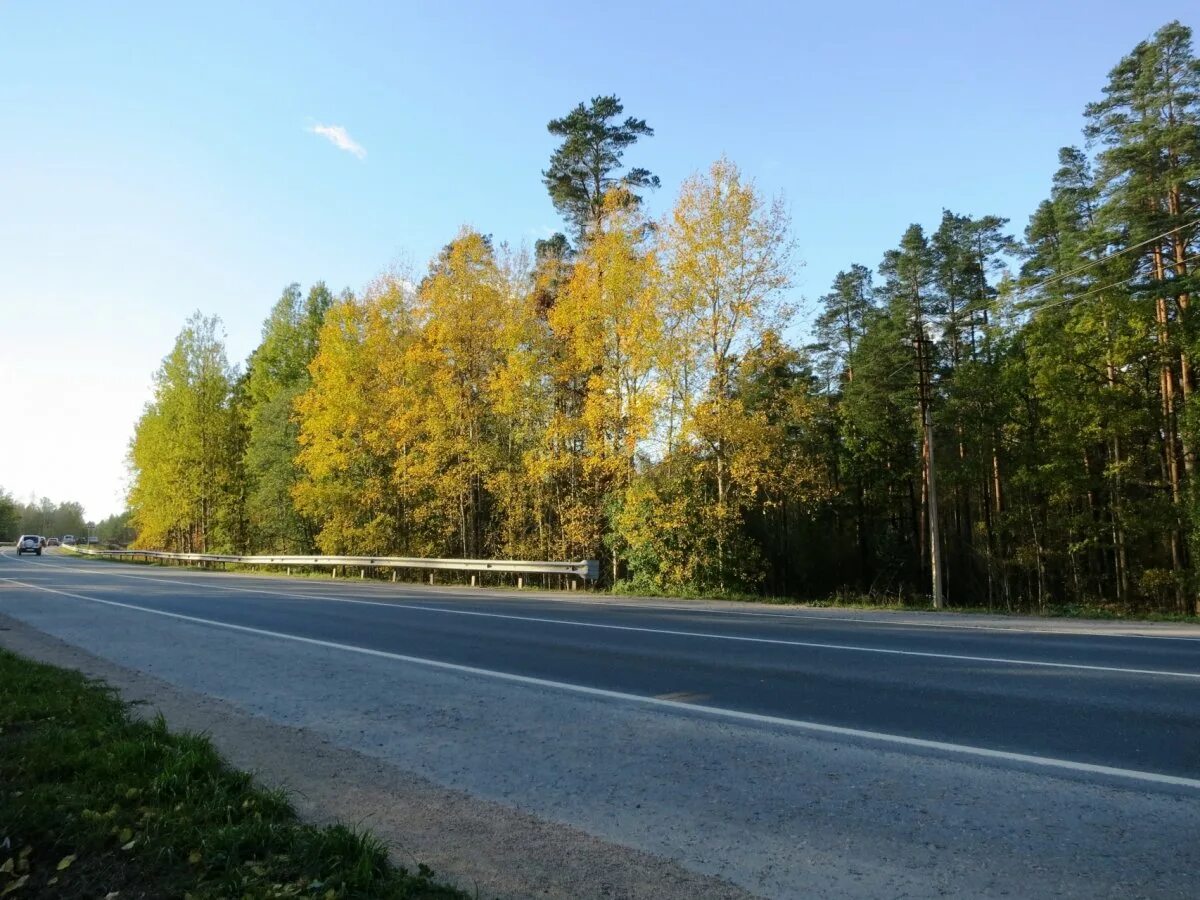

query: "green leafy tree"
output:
96 510 135 545
0 488 20 540
242 282 335 552
128 313 243 552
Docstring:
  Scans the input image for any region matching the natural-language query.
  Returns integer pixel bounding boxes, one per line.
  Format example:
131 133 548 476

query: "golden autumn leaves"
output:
290 158 826 590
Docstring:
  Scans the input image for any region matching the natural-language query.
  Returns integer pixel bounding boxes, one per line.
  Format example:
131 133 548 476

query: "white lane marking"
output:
3 555 1199 680
3 574 1199 792
18 547 1200 643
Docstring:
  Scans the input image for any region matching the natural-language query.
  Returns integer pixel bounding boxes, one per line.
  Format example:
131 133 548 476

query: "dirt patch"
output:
0 613 753 900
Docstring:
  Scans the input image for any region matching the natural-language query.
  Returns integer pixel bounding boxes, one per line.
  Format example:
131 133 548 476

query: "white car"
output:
16 535 42 556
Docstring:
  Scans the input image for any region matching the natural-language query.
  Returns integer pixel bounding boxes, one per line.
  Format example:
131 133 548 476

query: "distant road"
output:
3 549 1198 898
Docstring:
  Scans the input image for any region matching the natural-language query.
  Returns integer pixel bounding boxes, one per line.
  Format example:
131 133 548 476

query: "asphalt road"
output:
2 549 1199 897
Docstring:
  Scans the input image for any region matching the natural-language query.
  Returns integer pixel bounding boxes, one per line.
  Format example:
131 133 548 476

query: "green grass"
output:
0 649 468 899
609 582 1200 623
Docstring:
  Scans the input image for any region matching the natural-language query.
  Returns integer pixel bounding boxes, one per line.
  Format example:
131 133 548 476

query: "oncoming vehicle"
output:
46 537 60 547
62 534 76 546
16 535 42 556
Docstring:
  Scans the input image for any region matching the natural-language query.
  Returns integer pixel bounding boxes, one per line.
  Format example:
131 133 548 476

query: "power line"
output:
874 253 1200 382
1017 209 1200 301
849 208 1199 382
1024 252 1200 315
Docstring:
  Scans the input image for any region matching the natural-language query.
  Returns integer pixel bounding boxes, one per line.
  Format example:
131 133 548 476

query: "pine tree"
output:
880 225 946 605
814 264 874 387
543 96 660 244
1086 21 1200 606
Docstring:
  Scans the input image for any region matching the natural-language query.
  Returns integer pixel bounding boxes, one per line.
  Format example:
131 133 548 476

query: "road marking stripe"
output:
24 548 1200 642
5 555 1198 679
3 573 1199 792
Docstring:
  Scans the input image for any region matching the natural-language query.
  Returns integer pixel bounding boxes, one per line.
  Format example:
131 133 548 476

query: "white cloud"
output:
308 123 366 160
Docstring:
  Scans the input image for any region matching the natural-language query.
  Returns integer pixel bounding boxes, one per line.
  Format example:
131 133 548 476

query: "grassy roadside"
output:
57 546 1200 624
0 649 467 899
611 584 1200 624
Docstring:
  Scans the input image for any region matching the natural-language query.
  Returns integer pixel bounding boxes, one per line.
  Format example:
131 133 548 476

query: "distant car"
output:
46 537 60 547
62 535 76 545
16 535 42 556
87 536 99 544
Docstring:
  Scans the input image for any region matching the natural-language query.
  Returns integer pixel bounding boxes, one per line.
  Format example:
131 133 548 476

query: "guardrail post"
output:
392 571 397 583
428 573 435 585
332 566 337 578
360 568 365 579
517 576 524 589
470 575 477 587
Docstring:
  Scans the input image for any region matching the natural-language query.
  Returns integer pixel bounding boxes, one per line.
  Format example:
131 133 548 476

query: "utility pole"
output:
915 330 945 608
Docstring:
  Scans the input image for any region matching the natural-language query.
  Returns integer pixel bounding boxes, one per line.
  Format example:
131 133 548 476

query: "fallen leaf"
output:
46 878 57 887
105 893 121 899
0 860 11 875
187 850 202 865
121 840 136 851
56 854 76 871
0 874 28 896
118 828 133 843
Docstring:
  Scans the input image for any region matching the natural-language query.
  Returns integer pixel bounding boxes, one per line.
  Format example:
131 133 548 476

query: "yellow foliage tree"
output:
547 191 664 573
397 230 519 557
293 276 413 554
658 158 797 588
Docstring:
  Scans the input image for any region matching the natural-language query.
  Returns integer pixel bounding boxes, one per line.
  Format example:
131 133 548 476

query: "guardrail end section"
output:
584 559 600 582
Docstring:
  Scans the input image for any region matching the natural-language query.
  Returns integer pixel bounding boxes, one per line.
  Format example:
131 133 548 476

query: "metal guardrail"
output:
64 544 600 582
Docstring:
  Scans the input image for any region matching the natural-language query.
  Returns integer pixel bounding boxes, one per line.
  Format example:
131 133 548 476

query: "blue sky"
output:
1 1 1193 520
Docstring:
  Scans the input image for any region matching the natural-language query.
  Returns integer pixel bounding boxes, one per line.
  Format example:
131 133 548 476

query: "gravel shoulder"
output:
0 613 752 900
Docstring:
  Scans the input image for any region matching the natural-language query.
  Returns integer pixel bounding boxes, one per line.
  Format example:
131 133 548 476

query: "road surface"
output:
2 549 1198 897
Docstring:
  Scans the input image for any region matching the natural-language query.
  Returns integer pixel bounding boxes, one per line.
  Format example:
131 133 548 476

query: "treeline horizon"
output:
0 489 129 543
126 21 1199 614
